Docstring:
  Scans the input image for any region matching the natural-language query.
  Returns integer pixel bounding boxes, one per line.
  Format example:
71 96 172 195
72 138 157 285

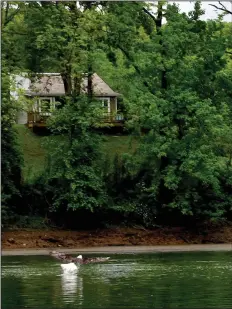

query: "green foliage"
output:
97 1 232 224
117 3 232 223
1 63 23 226
2 1 232 228
44 96 107 212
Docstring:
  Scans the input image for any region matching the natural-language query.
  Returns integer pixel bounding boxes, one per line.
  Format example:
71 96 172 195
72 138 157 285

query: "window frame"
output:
98 97 110 113
38 97 56 115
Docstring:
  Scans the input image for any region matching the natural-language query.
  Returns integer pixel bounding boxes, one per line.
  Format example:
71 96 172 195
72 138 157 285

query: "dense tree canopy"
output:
2 1 232 227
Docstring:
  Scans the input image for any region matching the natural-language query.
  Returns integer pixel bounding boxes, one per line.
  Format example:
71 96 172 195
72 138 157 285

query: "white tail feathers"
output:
61 263 78 273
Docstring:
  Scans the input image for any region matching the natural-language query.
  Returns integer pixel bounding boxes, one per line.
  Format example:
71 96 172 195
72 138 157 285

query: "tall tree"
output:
101 1 232 223
1 2 25 225
20 2 108 213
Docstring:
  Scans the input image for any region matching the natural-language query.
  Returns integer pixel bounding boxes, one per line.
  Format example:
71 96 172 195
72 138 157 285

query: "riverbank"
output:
2 225 232 250
2 244 232 256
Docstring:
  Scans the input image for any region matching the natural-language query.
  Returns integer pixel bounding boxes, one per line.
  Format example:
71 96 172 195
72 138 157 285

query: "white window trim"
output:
115 98 118 113
38 97 56 115
98 97 110 113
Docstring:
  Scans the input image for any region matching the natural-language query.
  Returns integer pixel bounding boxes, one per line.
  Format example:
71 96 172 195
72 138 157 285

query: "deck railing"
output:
28 111 125 127
28 112 50 126
102 113 124 123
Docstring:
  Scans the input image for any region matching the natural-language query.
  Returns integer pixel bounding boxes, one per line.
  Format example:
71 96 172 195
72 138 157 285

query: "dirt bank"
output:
2 225 232 250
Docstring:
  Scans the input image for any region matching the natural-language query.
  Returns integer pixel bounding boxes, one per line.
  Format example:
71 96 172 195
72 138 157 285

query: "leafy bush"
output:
42 96 107 213
1 65 23 227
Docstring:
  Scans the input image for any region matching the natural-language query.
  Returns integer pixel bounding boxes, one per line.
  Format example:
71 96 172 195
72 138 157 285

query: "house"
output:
13 73 124 128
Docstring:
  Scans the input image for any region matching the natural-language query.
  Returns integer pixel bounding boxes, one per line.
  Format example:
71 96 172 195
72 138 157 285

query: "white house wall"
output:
17 111 28 124
11 75 30 124
10 75 30 100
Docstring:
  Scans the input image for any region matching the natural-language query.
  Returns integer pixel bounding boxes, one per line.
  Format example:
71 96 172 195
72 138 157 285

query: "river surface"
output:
2 252 232 308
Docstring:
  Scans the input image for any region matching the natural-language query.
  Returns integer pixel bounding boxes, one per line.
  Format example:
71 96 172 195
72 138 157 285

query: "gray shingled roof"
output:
26 73 120 97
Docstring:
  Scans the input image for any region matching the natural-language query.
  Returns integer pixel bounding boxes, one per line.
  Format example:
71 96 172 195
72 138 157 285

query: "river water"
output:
2 252 232 308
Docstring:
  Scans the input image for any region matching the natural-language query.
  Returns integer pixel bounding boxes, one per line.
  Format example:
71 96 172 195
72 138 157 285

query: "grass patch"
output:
15 125 47 181
15 125 138 182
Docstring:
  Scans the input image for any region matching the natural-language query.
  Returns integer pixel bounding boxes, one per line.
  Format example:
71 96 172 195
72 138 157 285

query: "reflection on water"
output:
2 252 232 309
61 271 83 304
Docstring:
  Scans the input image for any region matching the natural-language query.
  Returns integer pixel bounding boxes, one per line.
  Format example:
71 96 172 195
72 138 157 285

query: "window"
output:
38 97 55 115
98 97 110 113
103 100 108 108
40 99 50 113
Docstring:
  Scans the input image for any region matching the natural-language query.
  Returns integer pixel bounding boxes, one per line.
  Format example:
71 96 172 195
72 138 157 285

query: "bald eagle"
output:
50 251 110 264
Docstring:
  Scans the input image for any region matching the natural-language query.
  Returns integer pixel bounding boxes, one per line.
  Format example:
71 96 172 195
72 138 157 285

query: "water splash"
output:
61 270 83 304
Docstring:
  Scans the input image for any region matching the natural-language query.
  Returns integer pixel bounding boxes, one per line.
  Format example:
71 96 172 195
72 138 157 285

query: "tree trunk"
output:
155 2 168 91
87 65 93 101
61 72 72 95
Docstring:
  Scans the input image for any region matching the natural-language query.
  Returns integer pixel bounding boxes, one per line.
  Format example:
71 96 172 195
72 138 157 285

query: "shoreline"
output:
2 244 232 256
3 226 232 253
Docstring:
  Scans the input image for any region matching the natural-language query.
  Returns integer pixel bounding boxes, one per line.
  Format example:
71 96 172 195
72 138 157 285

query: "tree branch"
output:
116 44 155 95
209 2 232 15
3 7 21 27
219 1 229 11
142 7 157 22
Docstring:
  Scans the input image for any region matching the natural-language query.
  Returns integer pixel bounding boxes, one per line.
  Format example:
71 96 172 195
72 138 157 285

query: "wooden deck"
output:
27 112 125 128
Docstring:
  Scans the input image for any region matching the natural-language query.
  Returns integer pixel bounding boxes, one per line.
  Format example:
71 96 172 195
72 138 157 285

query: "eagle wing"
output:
83 257 110 264
49 251 75 262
